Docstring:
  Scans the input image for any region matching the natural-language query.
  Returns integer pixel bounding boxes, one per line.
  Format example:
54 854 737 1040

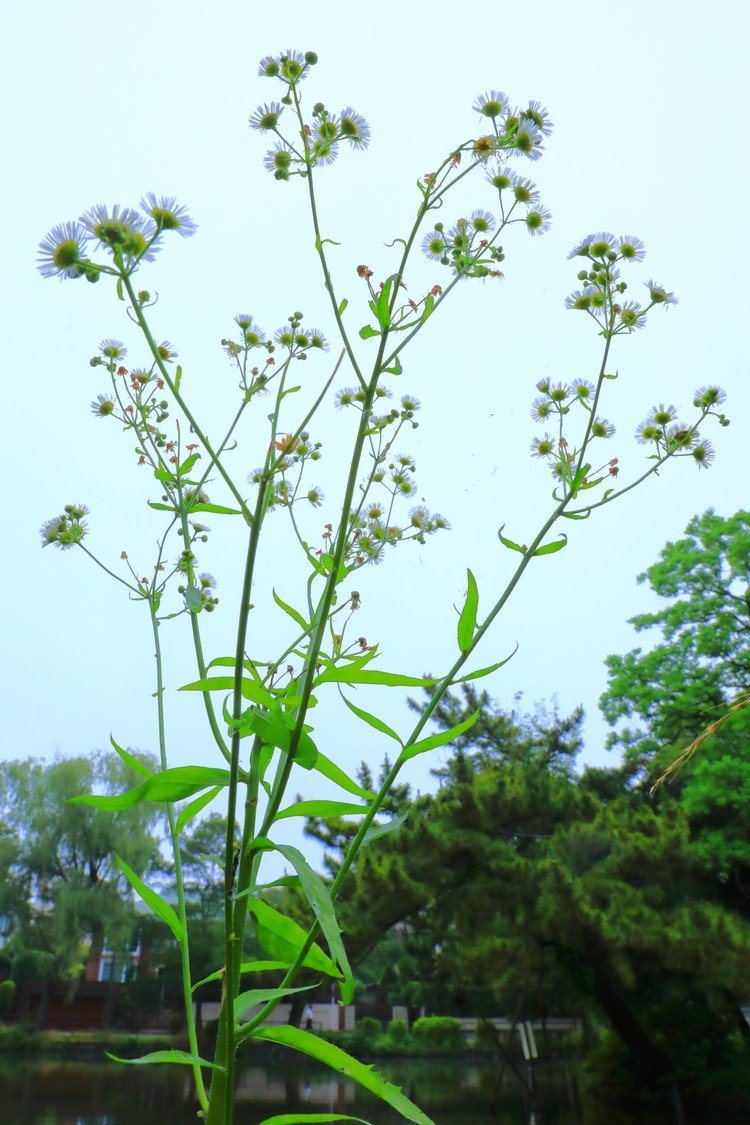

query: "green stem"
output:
574 330 614 475
120 274 252 521
239 490 571 1040
240 321 617 1037
149 600 208 1112
294 90 365 392
78 545 141 595
205 479 268 1125
172 486 231 764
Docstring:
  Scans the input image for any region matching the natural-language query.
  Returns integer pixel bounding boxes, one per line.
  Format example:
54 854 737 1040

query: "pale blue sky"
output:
3 1 749 841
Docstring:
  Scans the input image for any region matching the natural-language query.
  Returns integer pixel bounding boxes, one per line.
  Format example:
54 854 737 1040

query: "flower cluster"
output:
530 377 602 426
421 213 505 280
175 564 219 614
88 337 174 455
251 51 370 178
221 312 328 396
196 571 219 613
564 233 677 336
417 88 554 276
40 505 89 549
483 167 551 237
335 393 447 566
529 376 616 483
472 90 553 163
38 196 196 281
274 322 329 353
634 388 728 469
343 446 450 567
248 429 324 512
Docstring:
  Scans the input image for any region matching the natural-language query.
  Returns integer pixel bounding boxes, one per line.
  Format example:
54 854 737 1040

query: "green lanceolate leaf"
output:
359 324 380 340
361 810 409 848
110 735 152 778
235 983 316 1024
249 1028 434 1125
153 468 176 484
70 766 230 811
255 875 302 891
187 502 243 515
498 524 526 554
248 899 342 982
115 857 184 943
399 710 480 764
532 533 568 557
257 1116 373 1125
175 785 222 835
315 666 439 688
381 354 403 376
570 463 590 495
375 275 396 329
340 693 403 744
179 675 274 708
337 298 348 316
178 452 200 476
275 799 370 821
451 645 519 685
242 709 318 769
457 568 479 653
273 588 309 630
314 753 376 799
106 1049 221 1071
253 840 354 1003
192 960 290 992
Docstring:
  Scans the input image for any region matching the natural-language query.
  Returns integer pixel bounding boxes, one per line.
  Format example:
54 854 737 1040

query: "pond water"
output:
0 1054 744 1124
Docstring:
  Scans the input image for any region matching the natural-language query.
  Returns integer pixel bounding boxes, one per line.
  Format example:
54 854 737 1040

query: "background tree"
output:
0 752 161 987
601 508 750 765
161 813 238 1032
312 684 750 1098
601 508 750 909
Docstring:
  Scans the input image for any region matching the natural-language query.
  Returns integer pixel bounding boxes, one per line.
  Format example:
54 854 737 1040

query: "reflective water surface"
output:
0 1054 746 1124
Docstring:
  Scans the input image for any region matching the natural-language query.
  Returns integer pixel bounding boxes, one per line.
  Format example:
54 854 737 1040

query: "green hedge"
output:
411 1016 465 1052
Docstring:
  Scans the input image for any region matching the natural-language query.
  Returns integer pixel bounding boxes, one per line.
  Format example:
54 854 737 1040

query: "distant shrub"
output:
114 974 162 1028
351 1016 383 1050
385 1017 410 1045
411 1016 465 1052
0 980 16 1015
10 949 55 983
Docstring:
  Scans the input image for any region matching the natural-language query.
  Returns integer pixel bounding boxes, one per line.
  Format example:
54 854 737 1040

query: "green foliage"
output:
385 1017 410 1045
601 509 750 909
0 753 161 982
10 949 55 984
318 686 750 1096
411 1016 464 1052
349 1016 383 1050
601 509 750 762
113 973 162 1029
0 980 16 1015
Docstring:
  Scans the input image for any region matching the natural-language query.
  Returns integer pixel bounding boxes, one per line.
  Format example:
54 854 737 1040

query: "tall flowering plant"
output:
38 49 727 1124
